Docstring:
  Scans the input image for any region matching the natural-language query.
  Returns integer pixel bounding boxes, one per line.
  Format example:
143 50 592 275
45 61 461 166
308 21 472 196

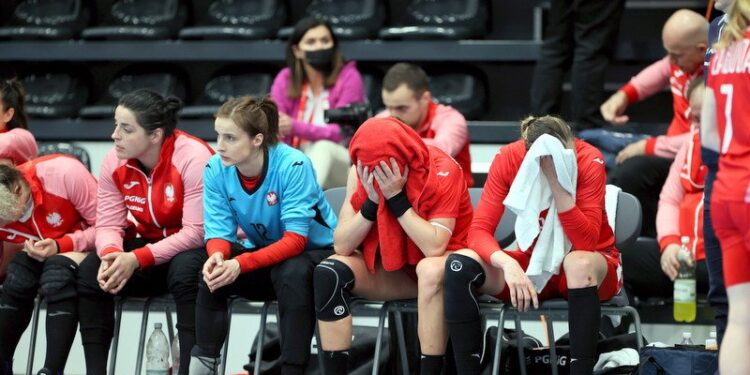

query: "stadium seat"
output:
0 0 91 40
79 64 189 118
430 70 487 120
22 67 90 118
181 66 273 118
37 142 92 171
179 0 285 40
277 0 385 40
378 0 488 40
81 0 188 40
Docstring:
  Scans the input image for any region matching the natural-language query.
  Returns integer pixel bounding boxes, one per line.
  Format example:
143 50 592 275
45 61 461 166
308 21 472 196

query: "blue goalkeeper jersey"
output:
203 143 336 249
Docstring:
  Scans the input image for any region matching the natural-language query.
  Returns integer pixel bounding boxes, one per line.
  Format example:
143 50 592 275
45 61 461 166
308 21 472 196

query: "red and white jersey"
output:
96 130 214 268
708 32 750 203
0 155 97 252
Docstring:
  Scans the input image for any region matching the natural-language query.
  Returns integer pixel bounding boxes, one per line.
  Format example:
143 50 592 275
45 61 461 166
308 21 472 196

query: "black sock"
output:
447 320 482 375
568 286 600 375
2 359 12 375
195 288 229 357
43 298 78 372
420 354 444 375
281 363 305 375
0 293 34 366
321 350 349 375
175 302 196 375
78 294 114 375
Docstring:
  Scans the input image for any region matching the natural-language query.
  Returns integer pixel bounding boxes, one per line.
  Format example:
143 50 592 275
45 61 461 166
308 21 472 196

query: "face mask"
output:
18 196 33 222
304 47 336 73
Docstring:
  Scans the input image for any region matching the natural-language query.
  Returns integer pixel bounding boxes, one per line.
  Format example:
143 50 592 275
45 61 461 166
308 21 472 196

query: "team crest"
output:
46 212 63 227
165 183 175 203
266 192 278 206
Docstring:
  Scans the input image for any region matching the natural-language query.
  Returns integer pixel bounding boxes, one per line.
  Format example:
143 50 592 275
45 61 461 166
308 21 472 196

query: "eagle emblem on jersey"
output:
46 212 63 227
266 192 279 206
165 183 175 203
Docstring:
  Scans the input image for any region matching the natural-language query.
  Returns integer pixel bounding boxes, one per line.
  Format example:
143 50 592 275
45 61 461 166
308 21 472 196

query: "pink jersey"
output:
0 128 38 165
96 130 214 268
0 155 97 252
708 33 750 203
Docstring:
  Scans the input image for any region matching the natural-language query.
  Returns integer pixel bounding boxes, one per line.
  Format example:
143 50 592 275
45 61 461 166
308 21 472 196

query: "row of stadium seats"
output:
19 63 488 120
0 0 490 41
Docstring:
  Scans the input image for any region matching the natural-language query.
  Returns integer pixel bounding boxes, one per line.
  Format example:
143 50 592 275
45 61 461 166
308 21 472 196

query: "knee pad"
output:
40 255 78 303
313 259 355 322
3 254 41 300
444 253 486 323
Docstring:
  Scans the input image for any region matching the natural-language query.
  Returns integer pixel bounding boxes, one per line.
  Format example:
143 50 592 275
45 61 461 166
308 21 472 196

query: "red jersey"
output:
708 33 750 203
469 139 617 265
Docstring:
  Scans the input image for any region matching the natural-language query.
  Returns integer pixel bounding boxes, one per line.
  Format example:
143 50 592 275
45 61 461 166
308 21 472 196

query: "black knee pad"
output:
39 255 78 303
313 259 355 322
444 253 486 323
3 254 41 300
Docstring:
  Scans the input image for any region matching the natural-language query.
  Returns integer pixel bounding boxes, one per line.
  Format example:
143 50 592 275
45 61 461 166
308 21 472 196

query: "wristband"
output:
386 190 411 217
360 199 378 221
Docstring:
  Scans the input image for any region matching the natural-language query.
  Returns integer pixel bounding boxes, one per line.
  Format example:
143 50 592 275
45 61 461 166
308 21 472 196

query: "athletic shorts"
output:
711 200 750 287
495 248 622 302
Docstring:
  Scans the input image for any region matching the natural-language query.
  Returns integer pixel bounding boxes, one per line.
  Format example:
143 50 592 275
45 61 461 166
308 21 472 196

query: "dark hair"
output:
520 115 575 149
117 89 182 136
286 17 344 98
215 96 279 149
382 63 430 96
0 78 29 130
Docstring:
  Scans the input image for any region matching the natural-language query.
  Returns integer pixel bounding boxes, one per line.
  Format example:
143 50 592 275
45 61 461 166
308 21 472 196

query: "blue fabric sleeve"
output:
279 155 318 237
203 157 238 243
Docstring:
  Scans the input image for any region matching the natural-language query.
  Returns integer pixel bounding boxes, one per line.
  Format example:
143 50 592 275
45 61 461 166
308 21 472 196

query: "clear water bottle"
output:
705 331 718 350
146 322 171 375
673 236 697 322
680 332 694 345
171 329 180 375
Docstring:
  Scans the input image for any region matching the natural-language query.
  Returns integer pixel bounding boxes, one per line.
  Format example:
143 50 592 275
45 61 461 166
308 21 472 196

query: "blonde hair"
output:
520 115 575 149
716 0 750 49
0 164 24 222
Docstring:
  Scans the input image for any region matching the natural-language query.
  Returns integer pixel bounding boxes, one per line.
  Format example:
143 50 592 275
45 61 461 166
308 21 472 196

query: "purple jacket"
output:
271 61 365 143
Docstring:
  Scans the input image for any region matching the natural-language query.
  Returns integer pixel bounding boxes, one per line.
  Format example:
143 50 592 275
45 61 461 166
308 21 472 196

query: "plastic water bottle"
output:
680 332 694 345
146 323 171 375
171 329 180 375
673 236 697 322
705 331 718 350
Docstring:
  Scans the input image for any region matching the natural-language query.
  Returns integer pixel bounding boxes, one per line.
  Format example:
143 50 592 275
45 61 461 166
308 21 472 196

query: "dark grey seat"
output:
378 0 488 40
179 0 285 40
277 0 384 40
37 142 92 171
181 66 273 118
81 0 187 40
430 71 487 120
0 0 91 40
22 68 90 118
79 65 189 118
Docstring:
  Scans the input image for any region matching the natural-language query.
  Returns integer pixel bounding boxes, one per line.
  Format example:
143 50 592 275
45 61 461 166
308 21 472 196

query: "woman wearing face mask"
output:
270 17 365 189
189 96 336 375
75 89 213 375
0 155 97 375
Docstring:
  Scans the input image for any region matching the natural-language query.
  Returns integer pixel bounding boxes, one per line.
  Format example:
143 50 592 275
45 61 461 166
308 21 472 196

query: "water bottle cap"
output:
682 332 691 338
154 322 162 329
680 236 690 244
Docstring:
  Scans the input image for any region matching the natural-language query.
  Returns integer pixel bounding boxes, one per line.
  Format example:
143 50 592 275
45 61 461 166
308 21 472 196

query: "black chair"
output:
37 142 92 171
0 0 91 40
360 69 383 113
430 70 487 120
379 0 488 40
22 69 90 118
179 0 285 40
81 0 188 40
181 66 273 118
277 0 384 40
79 65 189 118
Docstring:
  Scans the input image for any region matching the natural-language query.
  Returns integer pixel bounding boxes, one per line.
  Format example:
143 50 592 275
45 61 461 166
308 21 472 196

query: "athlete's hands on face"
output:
24 239 58 262
203 252 241 292
97 252 139 294
539 155 558 182
356 160 379 203
372 158 409 199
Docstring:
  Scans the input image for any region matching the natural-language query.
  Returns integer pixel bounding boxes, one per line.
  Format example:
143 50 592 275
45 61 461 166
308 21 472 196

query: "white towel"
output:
604 184 621 233
593 348 640 371
503 134 577 292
